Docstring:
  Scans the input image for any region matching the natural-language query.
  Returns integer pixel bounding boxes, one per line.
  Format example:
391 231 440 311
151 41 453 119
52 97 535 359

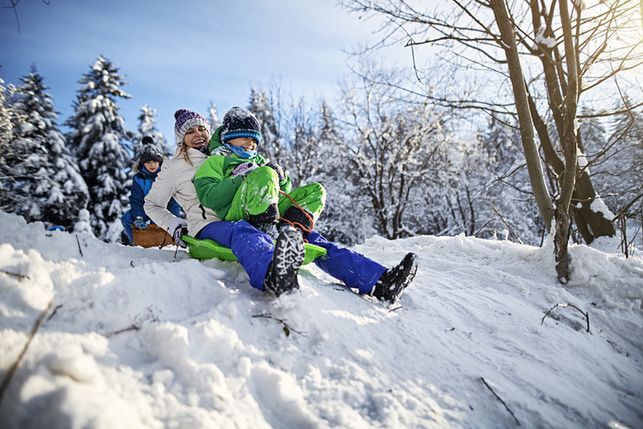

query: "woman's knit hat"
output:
220 107 262 145
174 109 210 145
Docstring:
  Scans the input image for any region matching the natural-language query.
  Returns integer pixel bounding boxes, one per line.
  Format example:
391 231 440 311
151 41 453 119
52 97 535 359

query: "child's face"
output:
183 125 209 150
144 160 160 173
227 137 257 151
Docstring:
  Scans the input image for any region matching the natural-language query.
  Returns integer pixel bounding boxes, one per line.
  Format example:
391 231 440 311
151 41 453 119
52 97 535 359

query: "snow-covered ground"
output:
0 210 641 428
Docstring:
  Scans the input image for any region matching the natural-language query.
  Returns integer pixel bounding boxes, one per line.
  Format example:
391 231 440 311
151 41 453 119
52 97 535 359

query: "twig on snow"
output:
541 303 590 333
104 324 141 338
75 234 84 257
47 304 63 321
0 298 53 404
0 269 30 280
480 377 521 426
252 313 306 337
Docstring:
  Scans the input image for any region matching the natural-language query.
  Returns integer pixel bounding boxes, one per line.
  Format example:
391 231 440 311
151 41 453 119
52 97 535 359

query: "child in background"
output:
193 107 418 300
120 137 183 245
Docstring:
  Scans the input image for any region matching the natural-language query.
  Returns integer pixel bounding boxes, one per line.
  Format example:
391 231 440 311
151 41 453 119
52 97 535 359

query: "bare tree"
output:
341 64 449 239
341 0 641 281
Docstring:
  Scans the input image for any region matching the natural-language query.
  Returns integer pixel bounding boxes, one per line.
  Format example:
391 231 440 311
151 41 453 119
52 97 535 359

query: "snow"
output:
0 211 641 428
535 27 557 49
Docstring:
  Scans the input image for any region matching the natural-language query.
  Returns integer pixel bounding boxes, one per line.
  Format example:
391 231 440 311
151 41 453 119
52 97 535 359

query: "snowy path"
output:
0 212 641 428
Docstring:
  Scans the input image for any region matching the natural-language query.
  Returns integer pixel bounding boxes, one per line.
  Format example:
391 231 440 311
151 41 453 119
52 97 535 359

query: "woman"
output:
144 109 219 241
144 109 306 297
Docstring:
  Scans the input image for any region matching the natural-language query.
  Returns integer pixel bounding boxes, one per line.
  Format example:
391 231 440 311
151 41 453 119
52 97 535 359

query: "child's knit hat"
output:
220 107 262 145
138 136 163 164
174 109 210 145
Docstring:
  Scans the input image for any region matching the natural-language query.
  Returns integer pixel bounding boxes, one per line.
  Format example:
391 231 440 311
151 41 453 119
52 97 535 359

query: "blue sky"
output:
1 0 404 148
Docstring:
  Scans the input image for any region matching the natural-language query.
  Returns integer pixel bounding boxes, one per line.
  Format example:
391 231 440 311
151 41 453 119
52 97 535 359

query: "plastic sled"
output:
182 235 326 265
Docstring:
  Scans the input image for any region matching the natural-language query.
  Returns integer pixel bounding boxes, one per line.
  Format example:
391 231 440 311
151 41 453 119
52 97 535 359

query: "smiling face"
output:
183 125 209 150
227 137 257 151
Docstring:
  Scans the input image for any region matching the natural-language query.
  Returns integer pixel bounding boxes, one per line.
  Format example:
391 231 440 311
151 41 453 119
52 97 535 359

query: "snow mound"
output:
0 211 641 428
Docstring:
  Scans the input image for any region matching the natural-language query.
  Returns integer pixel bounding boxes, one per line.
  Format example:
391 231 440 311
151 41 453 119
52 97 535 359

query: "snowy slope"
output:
0 210 641 429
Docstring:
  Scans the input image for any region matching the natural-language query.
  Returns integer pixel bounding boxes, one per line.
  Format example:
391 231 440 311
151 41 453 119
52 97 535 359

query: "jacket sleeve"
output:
193 156 244 219
144 162 181 233
280 174 292 194
129 179 147 220
167 197 184 218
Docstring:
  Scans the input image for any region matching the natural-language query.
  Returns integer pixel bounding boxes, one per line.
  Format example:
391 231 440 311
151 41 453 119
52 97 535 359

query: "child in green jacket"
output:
193 107 417 300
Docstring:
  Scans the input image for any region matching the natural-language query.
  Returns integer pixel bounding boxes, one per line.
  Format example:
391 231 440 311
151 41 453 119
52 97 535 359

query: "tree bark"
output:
490 0 554 232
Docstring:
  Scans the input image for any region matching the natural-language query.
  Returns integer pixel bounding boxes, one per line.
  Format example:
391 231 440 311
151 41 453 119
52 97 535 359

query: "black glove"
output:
265 161 285 181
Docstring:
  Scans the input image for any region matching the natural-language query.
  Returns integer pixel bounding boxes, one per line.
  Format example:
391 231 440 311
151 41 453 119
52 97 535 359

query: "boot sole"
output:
271 226 305 296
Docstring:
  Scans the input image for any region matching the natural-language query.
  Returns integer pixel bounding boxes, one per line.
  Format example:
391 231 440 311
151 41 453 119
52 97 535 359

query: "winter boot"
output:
278 206 314 236
120 230 131 246
263 225 305 297
248 202 279 232
371 253 418 302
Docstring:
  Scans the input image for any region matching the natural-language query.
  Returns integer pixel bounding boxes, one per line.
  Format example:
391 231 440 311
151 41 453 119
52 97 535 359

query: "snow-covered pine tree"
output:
0 78 18 212
207 101 220 132
248 88 284 165
65 56 131 240
135 104 170 158
0 68 89 230
0 78 12 148
473 116 541 244
312 100 372 244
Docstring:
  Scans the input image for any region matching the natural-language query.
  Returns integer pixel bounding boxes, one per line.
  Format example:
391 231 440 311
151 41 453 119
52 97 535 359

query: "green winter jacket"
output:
193 126 292 219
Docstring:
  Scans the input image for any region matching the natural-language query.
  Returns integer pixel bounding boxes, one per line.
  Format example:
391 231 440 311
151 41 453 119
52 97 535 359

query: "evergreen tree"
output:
248 88 284 165
135 104 170 157
66 56 131 240
207 101 220 132
313 100 371 244
0 68 89 229
0 78 18 211
0 78 12 148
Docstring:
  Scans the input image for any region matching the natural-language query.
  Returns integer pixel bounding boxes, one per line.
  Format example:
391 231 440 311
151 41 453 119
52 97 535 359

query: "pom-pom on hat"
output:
138 136 163 164
220 107 262 145
174 109 210 145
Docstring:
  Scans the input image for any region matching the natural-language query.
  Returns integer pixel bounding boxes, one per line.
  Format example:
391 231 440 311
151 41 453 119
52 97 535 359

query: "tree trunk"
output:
571 171 617 243
490 0 554 232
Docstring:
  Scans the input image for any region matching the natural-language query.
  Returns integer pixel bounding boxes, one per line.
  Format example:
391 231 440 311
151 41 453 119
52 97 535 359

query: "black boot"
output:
372 253 418 302
120 230 131 246
248 203 279 232
278 206 314 236
263 225 305 297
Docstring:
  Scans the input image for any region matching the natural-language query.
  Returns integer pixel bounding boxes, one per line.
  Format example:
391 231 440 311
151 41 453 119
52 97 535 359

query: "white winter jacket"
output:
144 148 220 236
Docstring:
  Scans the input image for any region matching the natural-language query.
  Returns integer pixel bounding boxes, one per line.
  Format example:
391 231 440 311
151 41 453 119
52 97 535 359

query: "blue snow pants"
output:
121 211 134 243
196 221 387 294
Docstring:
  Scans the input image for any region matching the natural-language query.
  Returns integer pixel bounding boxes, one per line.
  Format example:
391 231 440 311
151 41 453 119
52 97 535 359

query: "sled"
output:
132 224 174 248
182 235 326 265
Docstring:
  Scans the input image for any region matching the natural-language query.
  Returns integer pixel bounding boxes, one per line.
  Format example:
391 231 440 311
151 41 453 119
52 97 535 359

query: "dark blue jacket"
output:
130 166 182 221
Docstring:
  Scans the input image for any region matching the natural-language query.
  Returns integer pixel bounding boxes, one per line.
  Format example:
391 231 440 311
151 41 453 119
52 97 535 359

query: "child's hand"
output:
231 162 259 177
265 161 285 181
133 217 147 229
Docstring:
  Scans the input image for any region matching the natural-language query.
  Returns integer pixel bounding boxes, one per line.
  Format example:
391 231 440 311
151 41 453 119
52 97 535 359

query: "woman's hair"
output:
177 141 194 166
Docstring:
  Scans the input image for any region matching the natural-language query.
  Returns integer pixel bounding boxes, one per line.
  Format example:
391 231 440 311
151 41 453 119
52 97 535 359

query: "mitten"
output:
168 217 188 248
231 162 259 177
133 217 147 229
265 161 285 181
